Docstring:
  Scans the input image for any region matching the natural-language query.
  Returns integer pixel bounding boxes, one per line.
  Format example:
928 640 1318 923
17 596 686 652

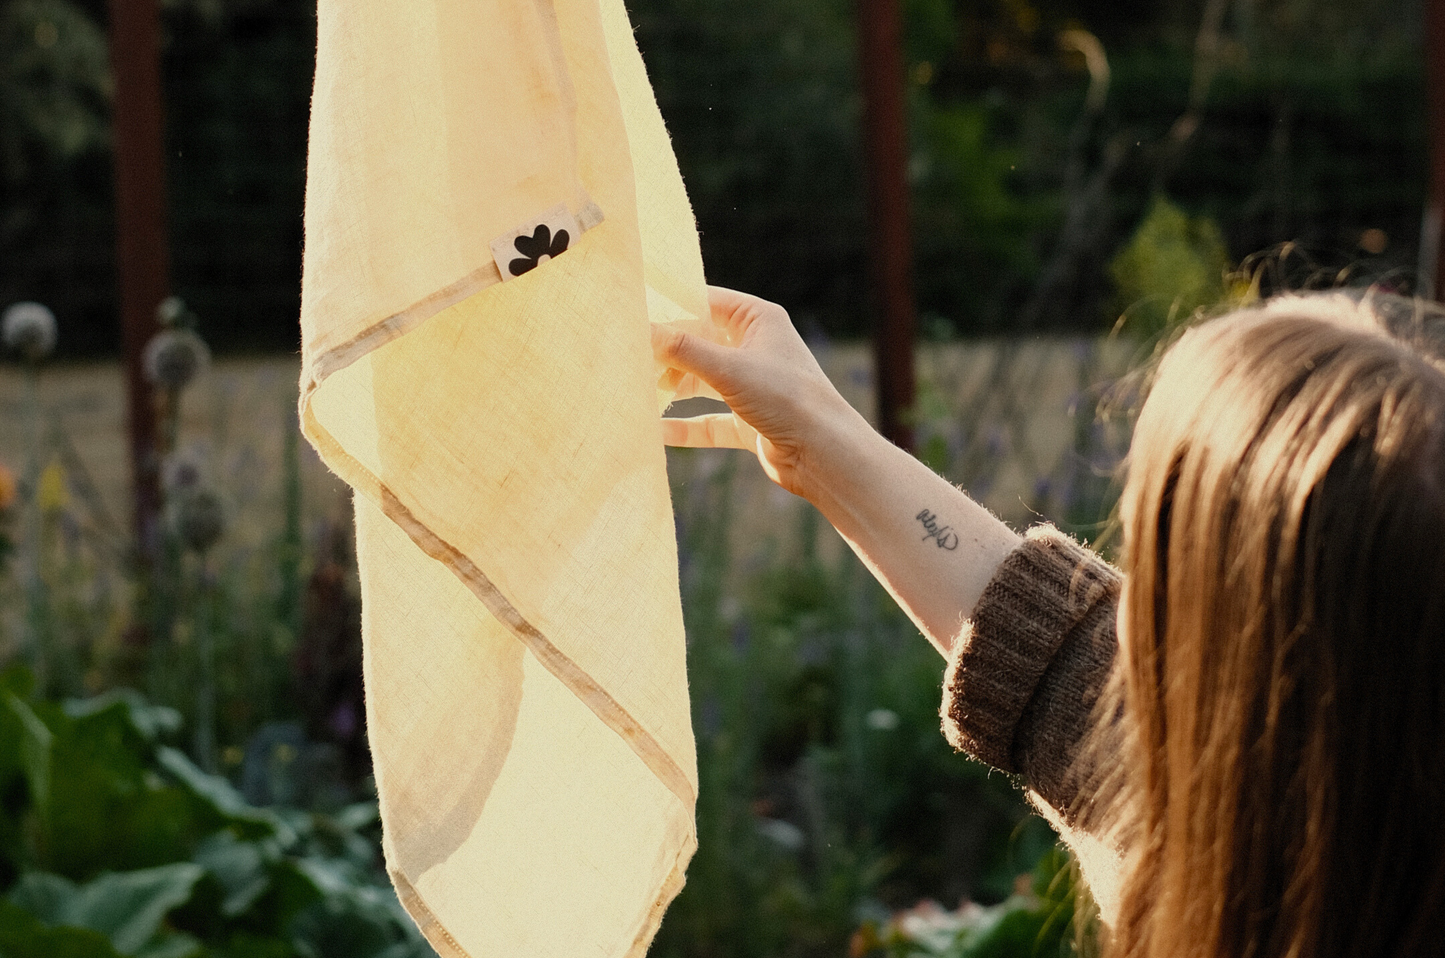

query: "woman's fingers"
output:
706 285 771 344
652 323 734 391
659 413 757 450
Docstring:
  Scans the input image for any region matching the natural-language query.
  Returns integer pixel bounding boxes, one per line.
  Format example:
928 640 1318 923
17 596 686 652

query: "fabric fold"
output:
298 0 708 954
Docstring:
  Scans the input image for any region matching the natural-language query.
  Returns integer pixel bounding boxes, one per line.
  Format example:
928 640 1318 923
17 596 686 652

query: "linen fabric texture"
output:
297 0 709 954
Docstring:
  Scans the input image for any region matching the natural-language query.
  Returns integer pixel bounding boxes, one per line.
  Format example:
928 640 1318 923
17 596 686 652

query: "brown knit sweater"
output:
939 524 1125 911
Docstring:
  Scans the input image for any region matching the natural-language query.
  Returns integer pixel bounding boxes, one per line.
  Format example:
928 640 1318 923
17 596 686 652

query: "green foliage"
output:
630 0 866 329
0 0 110 184
0 899 125 958
1108 195 1230 338
0 669 435 958
0 0 1432 346
912 103 1052 334
857 846 1082 958
10 865 205 956
0 405 331 782
655 457 1077 958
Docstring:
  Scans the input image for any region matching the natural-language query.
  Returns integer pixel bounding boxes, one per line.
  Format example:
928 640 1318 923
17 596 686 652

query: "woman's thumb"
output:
651 323 733 389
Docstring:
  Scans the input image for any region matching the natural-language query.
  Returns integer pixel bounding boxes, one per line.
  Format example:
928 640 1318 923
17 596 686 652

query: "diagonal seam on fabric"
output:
298 397 698 814
377 484 698 809
391 869 470 958
299 201 605 399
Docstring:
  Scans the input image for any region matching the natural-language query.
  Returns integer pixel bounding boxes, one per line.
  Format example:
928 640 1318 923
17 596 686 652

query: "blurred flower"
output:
168 487 225 553
3 301 57 361
37 460 68 514
143 328 210 390
864 707 900 731
0 462 15 511
756 817 805 851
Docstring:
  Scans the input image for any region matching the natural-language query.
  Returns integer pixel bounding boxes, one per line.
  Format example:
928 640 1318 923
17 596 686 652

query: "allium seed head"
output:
156 296 188 327
3 302 57 361
161 449 207 494
143 328 210 390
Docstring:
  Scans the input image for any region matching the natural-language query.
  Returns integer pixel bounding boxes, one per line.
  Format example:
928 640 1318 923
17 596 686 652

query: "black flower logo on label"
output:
508 224 570 276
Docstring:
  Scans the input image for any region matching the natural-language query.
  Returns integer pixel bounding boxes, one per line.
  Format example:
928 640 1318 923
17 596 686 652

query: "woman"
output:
652 286 1445 958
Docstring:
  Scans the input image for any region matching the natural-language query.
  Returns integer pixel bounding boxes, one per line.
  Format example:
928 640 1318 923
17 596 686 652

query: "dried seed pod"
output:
156 296 190 328
143 328 211 390
2 302 57 361
161 448 207 494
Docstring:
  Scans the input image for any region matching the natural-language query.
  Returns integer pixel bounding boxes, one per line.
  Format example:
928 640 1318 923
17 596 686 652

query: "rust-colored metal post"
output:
858 0 916 451
1422 0 1445 299
107 0 169 562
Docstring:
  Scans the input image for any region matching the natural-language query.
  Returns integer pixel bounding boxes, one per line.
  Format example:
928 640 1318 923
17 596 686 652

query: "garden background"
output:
0 0 1430 955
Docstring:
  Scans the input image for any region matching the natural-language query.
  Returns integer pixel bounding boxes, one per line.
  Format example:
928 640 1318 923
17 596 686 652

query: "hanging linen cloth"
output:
297 0 708 953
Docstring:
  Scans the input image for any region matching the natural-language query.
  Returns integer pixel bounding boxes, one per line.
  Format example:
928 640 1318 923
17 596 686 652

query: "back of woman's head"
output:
1107 291 1445 958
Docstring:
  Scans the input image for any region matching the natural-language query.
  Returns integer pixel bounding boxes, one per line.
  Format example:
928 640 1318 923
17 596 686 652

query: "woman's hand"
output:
652 286 867 499
654 285 1019 654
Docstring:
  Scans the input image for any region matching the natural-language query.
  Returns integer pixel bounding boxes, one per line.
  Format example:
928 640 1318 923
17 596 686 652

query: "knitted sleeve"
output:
940 525 1121 822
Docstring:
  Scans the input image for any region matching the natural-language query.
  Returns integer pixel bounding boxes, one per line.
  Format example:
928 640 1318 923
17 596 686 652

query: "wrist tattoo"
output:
915 509 959 551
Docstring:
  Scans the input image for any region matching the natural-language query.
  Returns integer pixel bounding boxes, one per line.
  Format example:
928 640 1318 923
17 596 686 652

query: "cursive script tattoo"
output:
915 509 959 550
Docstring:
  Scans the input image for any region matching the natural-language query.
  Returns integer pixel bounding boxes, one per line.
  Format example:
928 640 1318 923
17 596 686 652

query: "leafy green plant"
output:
1108 195 1230 338
853 846 1084 958
0 669 435 958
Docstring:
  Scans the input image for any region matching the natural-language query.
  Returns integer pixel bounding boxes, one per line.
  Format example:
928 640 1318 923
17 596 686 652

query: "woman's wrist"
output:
793 400 890 514
790 398 1021 652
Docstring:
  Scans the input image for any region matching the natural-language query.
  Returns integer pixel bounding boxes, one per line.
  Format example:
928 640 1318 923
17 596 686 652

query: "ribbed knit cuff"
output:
940 525 1120 776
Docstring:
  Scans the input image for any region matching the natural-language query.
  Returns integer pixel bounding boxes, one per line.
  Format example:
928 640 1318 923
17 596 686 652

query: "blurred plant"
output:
5 300 57 695
2 301 56 362
655 451 1070 958
166 483 226 772
911 103 1053 334
850 846 1086 958
293 515 365 784
167 488 224 557
1108 194 1231 339
144 331 211 392
141 301 231 770
0 460 15 575
144 298 212 458
0 0 110 185
160 446 206 498
0 667 438 957
0 358 320 793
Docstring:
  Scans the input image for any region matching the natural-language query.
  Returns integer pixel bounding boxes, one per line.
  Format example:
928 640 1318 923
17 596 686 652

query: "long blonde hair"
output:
1100 291 1445 958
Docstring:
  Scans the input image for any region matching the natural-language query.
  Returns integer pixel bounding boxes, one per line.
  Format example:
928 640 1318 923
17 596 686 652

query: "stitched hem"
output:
390 820 696 958
301 380 697 813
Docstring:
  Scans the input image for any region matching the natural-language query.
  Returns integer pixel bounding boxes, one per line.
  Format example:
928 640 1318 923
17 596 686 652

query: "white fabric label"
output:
490 205 583 280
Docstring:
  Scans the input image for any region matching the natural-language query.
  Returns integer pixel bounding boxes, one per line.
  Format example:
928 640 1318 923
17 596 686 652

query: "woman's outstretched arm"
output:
658 289 1128 913
652 286 1020 657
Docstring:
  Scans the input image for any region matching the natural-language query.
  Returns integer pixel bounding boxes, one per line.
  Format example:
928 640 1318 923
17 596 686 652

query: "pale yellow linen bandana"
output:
297 0 709 953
